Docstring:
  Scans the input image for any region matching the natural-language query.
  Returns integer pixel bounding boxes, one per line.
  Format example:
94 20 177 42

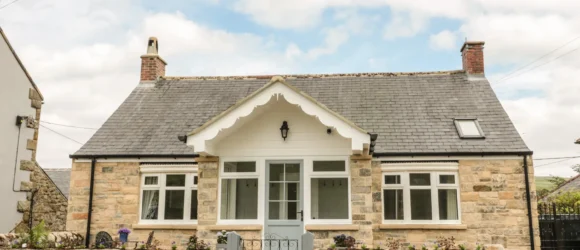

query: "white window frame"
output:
381 163 460 225
304 157 352 225
218 159 263 225
138 170 198 225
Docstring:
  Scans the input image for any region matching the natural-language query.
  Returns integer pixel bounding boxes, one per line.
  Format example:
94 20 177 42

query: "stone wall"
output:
66 161 198 248
15 161 68 232
66 157 539 250
369 157 539 250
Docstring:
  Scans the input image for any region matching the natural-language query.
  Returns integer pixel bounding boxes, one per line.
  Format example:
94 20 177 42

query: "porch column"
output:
350 156 373 245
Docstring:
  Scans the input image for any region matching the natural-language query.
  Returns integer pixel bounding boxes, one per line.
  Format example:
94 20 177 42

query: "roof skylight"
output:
454 119 485 138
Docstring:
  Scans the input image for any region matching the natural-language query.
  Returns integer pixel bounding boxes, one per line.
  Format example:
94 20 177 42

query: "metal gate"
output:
225 232 314 250
539 203 580 249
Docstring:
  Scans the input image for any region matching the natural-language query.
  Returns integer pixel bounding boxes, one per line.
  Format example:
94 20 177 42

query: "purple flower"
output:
118 228 131 234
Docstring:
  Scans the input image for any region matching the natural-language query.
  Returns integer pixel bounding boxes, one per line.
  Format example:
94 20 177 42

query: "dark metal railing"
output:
538 203 580 250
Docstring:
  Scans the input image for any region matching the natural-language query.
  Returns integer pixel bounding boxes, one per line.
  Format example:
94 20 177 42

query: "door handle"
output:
297 210 303 221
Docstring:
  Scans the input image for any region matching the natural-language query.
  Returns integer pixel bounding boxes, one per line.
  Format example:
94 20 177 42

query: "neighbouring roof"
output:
0 27 43 100
547 175 580 198
44 168 71 198
73 70 530 157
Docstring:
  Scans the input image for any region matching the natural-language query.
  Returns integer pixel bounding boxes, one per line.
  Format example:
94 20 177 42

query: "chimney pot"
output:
147 37 159 55
461 41 485 75
140 37 167 82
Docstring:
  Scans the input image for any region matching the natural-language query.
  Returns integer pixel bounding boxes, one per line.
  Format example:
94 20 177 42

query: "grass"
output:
535 176 568 191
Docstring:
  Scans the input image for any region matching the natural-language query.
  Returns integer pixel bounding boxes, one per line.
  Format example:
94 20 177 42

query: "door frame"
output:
264 160 305 236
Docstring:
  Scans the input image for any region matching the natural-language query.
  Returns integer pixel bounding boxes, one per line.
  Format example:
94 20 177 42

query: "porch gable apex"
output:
186 76 370 156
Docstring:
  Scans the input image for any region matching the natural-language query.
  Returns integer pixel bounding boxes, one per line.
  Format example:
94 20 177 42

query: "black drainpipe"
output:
28 189 38 230
523 155 535 250
85 158 97 248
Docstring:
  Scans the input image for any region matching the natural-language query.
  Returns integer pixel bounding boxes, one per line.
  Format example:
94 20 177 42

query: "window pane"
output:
458 120 481 136
439 189 458 220
191 190 198 220
193 176 198 185
286 164 300 181
144 176 158 185
269 202 281 220
384 175 401 185
270 164 284 181
383 189 404 220
287 183 298 201
411 190 432 220
220 179 258 219
313 161 345 172
410 173 431 186
287 202 298 220
164 190 184 220
311 178 348 219
439 175 455 184
166 175 186 187
224 162 256 173
141 190 159 220
269 183 283 200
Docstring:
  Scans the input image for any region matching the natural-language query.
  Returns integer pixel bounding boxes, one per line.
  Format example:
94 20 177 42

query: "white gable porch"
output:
186 76 370 156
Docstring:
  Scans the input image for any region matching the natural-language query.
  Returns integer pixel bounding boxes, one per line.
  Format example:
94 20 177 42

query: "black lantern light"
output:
280 121 289 141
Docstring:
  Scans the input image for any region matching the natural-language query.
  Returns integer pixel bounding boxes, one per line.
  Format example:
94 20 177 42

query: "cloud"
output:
231 0 385 29
383 12 429 40
284 10 379 60
429 30 457 51
1 1 301 169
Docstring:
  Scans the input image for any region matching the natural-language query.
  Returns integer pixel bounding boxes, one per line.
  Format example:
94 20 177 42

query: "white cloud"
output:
3 0 580 178
231 0 385 29
383 12 428 40
1 1 301 169
429 30 457 51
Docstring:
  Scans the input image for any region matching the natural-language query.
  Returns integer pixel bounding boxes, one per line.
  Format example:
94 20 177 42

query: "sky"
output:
0 0 579 177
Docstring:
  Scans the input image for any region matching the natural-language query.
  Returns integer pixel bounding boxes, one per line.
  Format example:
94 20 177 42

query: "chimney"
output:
140 37 167 81
461 41 485 75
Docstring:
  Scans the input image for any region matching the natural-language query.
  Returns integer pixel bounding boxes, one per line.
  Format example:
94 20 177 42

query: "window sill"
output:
379 224 467 230
206 225 263 231
133 224 198 230
305 225 359 231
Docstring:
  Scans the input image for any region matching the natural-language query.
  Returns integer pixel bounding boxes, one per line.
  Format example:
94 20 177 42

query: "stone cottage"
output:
0 27 68 233
67 37 539 250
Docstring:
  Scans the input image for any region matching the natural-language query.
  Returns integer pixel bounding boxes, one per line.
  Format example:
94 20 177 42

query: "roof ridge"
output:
161 70 465 81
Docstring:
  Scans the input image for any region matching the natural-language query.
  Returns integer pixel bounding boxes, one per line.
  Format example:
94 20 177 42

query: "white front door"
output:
265 161 303 250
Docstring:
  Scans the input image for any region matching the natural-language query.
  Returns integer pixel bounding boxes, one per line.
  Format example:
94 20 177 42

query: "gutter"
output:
372 151 533 157
85 158 96 248
523 156 536 250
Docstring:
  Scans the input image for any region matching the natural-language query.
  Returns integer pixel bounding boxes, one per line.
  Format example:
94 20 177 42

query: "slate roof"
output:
43 168 71 198
547 175 580 198
73 70 530 157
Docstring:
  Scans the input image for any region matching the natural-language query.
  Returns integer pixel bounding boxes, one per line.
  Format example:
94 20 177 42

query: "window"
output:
140 173 198 223
220 162 259 220
382 172 459 224
454 119 485 138
310 161 350 221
